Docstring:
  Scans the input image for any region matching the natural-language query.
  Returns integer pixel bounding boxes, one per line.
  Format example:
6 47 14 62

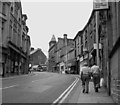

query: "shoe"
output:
82 89 85 93
95 87 98 92
85 91 88 93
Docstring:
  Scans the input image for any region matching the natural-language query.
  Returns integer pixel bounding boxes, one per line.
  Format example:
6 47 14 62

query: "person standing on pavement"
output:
80 63 91 93
91 63 100 92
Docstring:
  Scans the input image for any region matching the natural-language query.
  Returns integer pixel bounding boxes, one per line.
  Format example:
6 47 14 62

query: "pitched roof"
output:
30 48 41 55
50 35 56 42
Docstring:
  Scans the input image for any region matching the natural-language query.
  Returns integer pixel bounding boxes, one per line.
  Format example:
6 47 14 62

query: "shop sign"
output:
94 43 102 49
93 0 108 10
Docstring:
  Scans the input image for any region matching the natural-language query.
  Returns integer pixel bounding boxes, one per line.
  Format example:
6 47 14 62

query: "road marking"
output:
59 78 79 103
52 77 79 104
32 80 40 82
0 84 18 90
1 75 28 80
1 72 38 80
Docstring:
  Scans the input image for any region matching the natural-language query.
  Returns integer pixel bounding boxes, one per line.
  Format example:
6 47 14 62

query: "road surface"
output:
2 72 80 104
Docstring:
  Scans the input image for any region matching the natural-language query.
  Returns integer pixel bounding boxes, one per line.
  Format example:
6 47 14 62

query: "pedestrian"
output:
29 67 32 73
91 63 100 92
80 62 91 93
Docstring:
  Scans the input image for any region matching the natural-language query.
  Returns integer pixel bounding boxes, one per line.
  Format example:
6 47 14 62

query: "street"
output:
2 72 80 103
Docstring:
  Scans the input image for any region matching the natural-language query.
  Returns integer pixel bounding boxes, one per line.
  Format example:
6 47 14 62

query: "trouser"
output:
93 74 100 91
81 74 90 93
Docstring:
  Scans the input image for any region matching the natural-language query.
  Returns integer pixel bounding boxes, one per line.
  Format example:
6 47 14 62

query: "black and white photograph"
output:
0 0 120 104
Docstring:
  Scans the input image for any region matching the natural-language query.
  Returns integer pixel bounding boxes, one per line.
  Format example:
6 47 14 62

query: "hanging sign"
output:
93 0 108 10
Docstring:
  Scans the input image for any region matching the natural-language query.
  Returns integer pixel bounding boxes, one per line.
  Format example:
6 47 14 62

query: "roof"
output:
50 35 56 42
30 48 40 55
74 31 83 40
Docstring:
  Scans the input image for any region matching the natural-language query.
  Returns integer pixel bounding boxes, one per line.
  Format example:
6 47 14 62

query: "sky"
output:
21 0 93 57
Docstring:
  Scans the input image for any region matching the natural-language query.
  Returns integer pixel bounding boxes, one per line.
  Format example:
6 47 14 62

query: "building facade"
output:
0 1 31 77
100 2 120 104
48 34 76 74
48 35 57 72
74 1 120 104
30 48 47 67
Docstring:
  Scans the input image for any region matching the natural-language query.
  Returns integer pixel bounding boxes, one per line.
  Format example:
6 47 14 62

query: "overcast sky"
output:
21 0 93 57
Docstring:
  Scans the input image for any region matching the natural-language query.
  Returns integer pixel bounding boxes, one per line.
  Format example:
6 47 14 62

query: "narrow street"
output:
0 1 120 105
2 72 79 103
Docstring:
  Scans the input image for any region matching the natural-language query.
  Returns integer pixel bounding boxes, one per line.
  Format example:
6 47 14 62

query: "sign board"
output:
93 0 108 10
94 43 102 49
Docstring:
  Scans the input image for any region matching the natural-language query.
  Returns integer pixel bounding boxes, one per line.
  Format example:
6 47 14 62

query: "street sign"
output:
93 0 108 10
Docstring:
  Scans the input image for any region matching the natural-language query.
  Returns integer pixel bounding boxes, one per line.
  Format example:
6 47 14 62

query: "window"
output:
14 3 18 19
85 41 88 49
13 29 16 43
81 36 83 45
2 3 6 15
85 30 87 40
11 6 13 13
9 25 12 39
81 45 83 54
78 46 79 55
94 30 96 43
2 21 4 33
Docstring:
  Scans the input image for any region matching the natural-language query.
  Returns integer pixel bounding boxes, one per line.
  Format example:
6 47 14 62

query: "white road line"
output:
1 73 38 80
1 75 28 80
59 78 79 103
52 77 78 104
0 84 18 90
32 80 40 82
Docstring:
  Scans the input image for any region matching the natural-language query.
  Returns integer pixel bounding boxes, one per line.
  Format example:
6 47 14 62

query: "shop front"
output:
67 60 76 74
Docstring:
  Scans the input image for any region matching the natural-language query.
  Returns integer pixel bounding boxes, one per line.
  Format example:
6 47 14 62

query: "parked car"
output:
32 65 39 71
36 65 43 72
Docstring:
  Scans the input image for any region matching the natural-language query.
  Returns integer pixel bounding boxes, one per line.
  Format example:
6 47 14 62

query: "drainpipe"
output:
64 34 67 72
96 11 100 67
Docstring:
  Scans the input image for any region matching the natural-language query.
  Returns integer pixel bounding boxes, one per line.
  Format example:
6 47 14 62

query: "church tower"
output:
49 35 56 48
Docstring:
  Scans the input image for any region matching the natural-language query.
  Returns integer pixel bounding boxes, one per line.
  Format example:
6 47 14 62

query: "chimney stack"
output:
64 34 67 39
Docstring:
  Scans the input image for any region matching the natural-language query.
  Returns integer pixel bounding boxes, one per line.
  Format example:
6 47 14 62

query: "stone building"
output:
48 34 75 74
74 31 83 74
48 35 57 72
99 2 120 104
74 1 120 104
0 1 31 77
30 48 47 67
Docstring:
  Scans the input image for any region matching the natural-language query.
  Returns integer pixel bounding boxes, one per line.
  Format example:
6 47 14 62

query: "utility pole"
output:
96 11 100 66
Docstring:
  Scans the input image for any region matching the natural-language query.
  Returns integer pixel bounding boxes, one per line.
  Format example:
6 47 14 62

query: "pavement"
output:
77 81 116 104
